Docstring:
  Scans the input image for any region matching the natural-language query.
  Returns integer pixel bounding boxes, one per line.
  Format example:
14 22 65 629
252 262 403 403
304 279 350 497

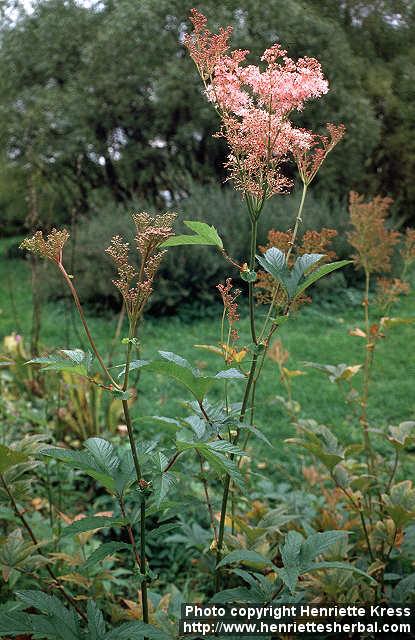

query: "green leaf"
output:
161 220 223 249
0 611 33 636
83 541 132 569
300 531 348 567
383 481 415 527
27 349 93 377
392 573 415 602
153 471 176 507
285 421 344 471
211 587 253 603
304 561 376 584
256 248 289 283
215 368 245 379
40 439 121 494
87 601 106 640
217 549 274 570
294 260 351 298
15 590 81 640
240 270 257 283
115 359 149 379
61 516 125 537
239 424 272 447
104 621 171 640
0 444 27 473
387 421 415 449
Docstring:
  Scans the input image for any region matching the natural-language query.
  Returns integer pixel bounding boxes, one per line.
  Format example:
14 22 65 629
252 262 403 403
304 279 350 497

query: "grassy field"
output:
1 238 414 470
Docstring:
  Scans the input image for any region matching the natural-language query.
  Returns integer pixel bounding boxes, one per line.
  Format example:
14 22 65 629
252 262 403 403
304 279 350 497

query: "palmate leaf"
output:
15 590 81 640
27 349 93 378
41 438 135 496
277 530 373 594
0 610 34 637
161 220 223 249
256 248 350 301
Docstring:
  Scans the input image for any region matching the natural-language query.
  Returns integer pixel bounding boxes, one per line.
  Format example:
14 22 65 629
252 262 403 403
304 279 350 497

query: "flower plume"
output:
106 211 176 321
20 228 70 264
185 10 343 205
348 192 400 275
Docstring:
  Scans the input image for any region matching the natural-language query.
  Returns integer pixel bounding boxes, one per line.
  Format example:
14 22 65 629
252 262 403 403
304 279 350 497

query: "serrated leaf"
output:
27 349 93 377
304 561 375 584
87 601 106 640
300 531 348 566
40 441 119 493
217 549 274 569
240 270 257 283
383 481 415 527
83 541 132 569
0 611 33 636
115 359 149 379
0 444 27 473
15 590 80 640
294 260 351 298
104 621 171 640
161 220 223 249
154 471 177 507
61 516 124 538
211 587 253 603
145 358 212 402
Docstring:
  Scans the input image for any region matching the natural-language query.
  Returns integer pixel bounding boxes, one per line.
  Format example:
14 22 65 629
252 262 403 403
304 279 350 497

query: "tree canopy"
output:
0 0 414 233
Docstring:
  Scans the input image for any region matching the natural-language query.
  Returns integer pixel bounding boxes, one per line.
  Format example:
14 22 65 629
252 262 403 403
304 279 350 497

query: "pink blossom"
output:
185 10 342 203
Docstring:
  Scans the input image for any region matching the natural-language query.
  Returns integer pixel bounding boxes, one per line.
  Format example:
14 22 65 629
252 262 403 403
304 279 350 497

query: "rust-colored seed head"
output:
20 228 70 263
347 192 400 275
106 211 176 321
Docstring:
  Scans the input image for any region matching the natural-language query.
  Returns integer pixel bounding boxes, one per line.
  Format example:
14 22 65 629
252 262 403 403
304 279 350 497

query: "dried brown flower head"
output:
106 211 176 322
376 277 410 311
20 228 70 264
217 278 241 330
347 192 400 275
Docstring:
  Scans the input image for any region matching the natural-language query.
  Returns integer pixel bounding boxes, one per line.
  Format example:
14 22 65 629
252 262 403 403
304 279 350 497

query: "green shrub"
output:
39 182 350 315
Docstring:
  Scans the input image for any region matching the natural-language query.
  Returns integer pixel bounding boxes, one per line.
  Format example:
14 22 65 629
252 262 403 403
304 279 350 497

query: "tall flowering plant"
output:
183 9 347 588
2 11 369 635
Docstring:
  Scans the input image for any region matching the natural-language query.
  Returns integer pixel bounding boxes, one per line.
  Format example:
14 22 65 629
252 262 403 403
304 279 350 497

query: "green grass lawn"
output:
1 239 414 470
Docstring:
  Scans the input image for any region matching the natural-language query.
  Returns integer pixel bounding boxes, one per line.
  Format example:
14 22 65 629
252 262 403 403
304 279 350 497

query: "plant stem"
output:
0 473 87 621
57 263 118 387
197 452 218 543
361 269 375 473
121 320 149 624
119 498 142 570
248 217 259 344
140 500 149 623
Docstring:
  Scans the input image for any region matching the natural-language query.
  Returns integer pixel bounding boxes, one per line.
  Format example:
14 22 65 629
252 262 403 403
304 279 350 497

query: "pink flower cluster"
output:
185 9 344 203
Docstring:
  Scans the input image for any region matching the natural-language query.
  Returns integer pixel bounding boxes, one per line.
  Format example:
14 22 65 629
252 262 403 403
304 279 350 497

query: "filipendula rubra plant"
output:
178 9 348 591
11 12 356 628
19 214 176 624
